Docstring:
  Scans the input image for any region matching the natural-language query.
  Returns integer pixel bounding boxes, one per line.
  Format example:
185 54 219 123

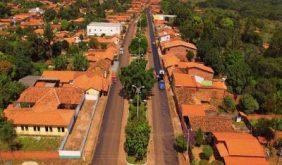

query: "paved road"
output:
146 9 179 165
91 19 136 165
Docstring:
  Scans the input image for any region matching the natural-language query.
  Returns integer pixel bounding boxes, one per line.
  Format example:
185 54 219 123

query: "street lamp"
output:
132 85 145 119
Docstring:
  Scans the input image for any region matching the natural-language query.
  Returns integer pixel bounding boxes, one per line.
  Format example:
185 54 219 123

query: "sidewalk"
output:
64 100 96 150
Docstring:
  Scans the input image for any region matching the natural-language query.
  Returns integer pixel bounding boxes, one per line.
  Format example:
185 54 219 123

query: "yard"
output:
0 136 61 151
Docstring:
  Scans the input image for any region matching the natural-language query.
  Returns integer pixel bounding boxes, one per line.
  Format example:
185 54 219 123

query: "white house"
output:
28 7 45 15
87 22 122 36
159 32 171 42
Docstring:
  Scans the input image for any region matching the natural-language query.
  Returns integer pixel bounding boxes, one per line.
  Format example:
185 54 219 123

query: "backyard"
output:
0 136 61 151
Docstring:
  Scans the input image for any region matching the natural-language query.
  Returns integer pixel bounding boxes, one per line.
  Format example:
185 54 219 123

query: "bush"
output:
174 134 187 153
53 55 68 70
200 145 213 160
195 128 203 146
222 96 236 112
240 94 259 114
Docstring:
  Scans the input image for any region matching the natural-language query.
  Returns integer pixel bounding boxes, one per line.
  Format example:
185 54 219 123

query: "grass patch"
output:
0 136 61 151
17 136 61 151
127 155 146 164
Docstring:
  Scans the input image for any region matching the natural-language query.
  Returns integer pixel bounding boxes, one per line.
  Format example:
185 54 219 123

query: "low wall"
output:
0 151 59 160
58 150 81 159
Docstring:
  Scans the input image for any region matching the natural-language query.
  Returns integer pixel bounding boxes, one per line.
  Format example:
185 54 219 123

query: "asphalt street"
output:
91 19 136 165
146 8 179 165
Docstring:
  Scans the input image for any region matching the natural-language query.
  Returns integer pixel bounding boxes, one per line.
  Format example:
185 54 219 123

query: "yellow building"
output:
4 87 84 136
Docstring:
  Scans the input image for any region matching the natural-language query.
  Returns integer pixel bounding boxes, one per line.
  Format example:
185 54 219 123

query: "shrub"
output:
195 128 203 146
222 96 236 112
174 134 187 153
199 159 209 165
240 94 259 114
200 145 213 160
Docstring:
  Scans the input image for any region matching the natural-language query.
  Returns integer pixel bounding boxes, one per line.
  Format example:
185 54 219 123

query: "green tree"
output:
222 96 236 112
0 2 11 18
0 113 16 149
44 9 57 22
72 53 89 71
129 35 148 56
195 128 203 146
119 59 155 99
88 38 99 49
61 19 70 31
240 94 259 114
124 120 150 160
265 27 282 58
53 55 68 70
200 145 213 160
174 134 187 153
44 23 54 59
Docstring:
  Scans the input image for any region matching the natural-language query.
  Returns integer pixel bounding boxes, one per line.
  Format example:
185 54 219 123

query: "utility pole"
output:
132 85 145 119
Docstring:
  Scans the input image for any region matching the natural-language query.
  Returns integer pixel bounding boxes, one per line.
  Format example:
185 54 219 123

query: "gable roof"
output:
173 73 197 87
186 62 214 73
4 87 83 127
160 39 197 51
162 54 180 68
213 132 267 161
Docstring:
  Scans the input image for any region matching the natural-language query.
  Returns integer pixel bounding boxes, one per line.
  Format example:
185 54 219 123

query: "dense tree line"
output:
161 0 282 115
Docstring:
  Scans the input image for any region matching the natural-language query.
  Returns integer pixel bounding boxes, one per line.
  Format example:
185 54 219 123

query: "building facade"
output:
87 22 122 36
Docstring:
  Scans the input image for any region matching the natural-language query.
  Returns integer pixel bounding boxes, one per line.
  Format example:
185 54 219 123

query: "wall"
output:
15 126 68 136
87 25 122 36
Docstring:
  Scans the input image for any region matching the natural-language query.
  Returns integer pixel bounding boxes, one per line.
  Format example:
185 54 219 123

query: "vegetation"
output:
221 96 236 112
119 59 155 99
161 0 282 115
72 53 89 71
174 134 187 153
124 104 150 162
200 145 213 160
0 113 16 150
129 34 148 56
195 128 204 146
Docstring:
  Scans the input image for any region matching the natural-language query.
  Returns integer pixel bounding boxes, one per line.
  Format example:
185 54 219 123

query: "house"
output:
41 70 110 96
28 7 45 15
173 73 228 101
87 22 122 36
213 132 268 165
184 62 214 80
160 39 197 58
181 104 207 117
4 87 84 136
85 44 118 66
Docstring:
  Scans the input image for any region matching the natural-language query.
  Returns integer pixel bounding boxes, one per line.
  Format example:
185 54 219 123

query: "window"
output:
58 127 65 132
45 126 52 132
21 126 25 131
34 126 40 131
24 126 28 131
49 127 53 132
62 127 65 132
58 127 61 132
45 126 48 132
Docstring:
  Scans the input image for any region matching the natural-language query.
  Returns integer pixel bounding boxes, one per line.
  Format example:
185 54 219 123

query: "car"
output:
159 80 165 90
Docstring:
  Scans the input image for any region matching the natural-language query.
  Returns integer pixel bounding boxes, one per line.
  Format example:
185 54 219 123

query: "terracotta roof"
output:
223 157 268 165
181 104 206 117
189 116 234 132
42 71 83 83
162 54 180 68
216 143 229 157
42 70 109 92
186 62 214 73
4 87 83 127
173 73 197 87
160 39 197 51
85 45 118 62
213 132 267 163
